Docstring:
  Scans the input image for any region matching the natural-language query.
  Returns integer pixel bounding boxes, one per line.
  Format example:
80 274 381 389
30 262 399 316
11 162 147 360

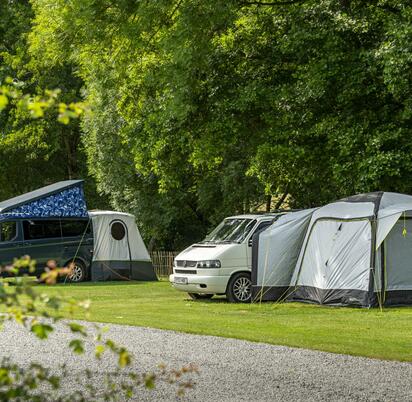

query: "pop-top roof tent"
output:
89 211 157 281
0 181 156 282
0 180 88 219
253 192 412 307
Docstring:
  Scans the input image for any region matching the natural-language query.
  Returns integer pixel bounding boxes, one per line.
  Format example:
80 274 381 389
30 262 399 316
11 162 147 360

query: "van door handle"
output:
23 242 31 246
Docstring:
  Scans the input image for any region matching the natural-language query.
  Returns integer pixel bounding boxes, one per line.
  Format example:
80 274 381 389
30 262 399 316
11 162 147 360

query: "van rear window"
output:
61 220 91 237
0 221 17 242
23 220 61 240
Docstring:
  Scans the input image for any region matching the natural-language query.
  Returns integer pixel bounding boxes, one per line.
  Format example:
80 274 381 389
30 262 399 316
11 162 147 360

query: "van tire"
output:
188 293 213 300
67 260 87 283
226 272 252 303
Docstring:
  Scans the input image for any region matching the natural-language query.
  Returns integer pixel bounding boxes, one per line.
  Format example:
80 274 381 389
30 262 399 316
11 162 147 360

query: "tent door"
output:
384 220 412 292
110 220 132 278
295 219 371 303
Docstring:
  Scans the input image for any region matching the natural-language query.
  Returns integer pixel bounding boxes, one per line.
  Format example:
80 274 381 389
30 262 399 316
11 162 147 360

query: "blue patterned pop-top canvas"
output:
1 185 88 219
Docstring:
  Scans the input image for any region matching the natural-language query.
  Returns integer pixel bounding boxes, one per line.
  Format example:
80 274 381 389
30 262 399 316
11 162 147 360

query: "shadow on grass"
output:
4 277 153 287
54 280 155 287
185 296 228 304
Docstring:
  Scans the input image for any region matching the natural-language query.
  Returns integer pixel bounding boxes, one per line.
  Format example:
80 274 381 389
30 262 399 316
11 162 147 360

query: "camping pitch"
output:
0 181 157 282
253 192 412 307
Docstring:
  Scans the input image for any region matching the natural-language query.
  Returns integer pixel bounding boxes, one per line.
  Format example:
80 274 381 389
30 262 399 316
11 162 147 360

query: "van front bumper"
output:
169 274 228 294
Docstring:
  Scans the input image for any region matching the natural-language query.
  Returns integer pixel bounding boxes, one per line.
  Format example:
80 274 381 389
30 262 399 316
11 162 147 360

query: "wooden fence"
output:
150 251 179 277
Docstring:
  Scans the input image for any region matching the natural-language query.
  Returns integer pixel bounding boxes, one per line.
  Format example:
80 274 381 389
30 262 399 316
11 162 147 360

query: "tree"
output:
0 0 108 209
28 0 412 248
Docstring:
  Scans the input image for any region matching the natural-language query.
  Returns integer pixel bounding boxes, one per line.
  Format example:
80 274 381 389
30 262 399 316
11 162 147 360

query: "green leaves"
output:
68 322 87 336
104 340 132 367
31 323 53 339
118 349 131 368
144 373 156 389
57 102 86 125
95 344 105 359
0 94 8 110
69 339 85 354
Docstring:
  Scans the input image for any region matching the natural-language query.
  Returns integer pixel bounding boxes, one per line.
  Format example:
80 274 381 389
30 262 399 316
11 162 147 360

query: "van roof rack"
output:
270 208 301 213
247 209 301 215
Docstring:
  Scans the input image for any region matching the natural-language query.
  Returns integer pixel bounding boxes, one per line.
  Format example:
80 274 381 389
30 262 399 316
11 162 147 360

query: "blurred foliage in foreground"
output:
0 257 197 401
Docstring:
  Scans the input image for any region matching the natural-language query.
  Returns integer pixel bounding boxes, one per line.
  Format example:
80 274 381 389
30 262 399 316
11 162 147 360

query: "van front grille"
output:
175 260 197 268
175 269 197 275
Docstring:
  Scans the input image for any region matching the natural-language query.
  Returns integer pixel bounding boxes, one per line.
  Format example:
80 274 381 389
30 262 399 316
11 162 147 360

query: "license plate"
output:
174 277 188 285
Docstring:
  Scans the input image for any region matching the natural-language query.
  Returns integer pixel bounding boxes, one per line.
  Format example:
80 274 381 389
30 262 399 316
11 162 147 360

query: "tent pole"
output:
381 240 386 305
368 218 377 308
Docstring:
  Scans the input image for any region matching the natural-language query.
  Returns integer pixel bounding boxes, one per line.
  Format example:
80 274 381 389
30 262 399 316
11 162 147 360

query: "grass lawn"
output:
38 279 412 362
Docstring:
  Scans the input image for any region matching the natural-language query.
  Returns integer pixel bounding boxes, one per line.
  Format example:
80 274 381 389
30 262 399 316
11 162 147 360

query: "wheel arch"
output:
225 270 251 293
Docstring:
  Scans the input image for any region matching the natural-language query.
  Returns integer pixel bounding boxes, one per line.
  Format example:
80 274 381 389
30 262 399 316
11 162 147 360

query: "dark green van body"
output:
0 218 93 278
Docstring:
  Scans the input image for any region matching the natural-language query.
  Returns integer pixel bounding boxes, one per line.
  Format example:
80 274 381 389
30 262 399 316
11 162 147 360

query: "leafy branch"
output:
240 0 307 6
0 77 87 124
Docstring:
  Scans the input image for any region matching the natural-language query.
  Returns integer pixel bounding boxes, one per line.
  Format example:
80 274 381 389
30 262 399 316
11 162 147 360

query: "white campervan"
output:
169 213 283 302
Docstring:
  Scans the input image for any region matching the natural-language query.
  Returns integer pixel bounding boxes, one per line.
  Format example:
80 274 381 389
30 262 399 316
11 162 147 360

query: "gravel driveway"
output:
0 320 411 401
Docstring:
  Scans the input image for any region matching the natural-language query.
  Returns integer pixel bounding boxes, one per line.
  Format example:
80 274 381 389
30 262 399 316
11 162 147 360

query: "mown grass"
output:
38 279 412 362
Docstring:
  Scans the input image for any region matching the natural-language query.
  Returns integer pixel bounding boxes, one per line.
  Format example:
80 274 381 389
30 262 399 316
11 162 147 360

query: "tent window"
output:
111 221 126 241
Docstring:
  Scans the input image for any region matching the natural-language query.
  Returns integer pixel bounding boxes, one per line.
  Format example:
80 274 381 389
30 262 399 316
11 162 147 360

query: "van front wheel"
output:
226 273 252 303
67 260 87 283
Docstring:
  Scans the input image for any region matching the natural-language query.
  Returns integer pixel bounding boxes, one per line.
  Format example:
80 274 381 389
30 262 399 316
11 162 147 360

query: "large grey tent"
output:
252 192 412 307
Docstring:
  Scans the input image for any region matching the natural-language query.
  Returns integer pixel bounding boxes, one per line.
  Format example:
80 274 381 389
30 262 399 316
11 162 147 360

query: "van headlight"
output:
197 260 221 268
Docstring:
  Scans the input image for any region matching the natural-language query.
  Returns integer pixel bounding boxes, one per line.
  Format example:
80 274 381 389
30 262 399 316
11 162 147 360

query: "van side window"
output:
23 220 61 240
248 221 273 246
0 221 17 242
61 220 91 237
253 221 273 236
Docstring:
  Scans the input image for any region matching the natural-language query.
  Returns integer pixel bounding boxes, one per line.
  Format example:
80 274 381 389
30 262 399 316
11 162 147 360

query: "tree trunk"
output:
265 194 272 212
147 237 156 253
274 191 288 210
62 128 80 179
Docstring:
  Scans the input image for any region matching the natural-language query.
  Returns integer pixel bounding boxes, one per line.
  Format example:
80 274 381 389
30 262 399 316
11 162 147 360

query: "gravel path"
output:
0 320 411 401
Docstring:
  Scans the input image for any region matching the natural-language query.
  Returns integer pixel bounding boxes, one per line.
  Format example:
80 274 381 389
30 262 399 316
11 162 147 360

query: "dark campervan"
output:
0 181 93 282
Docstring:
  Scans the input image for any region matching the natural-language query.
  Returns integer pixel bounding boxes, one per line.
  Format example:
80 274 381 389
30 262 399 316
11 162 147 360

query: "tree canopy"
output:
1 0 412 249
0 0 107 210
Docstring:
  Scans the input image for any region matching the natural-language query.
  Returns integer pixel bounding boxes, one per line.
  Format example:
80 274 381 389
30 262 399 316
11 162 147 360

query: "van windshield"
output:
202 218 256 244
